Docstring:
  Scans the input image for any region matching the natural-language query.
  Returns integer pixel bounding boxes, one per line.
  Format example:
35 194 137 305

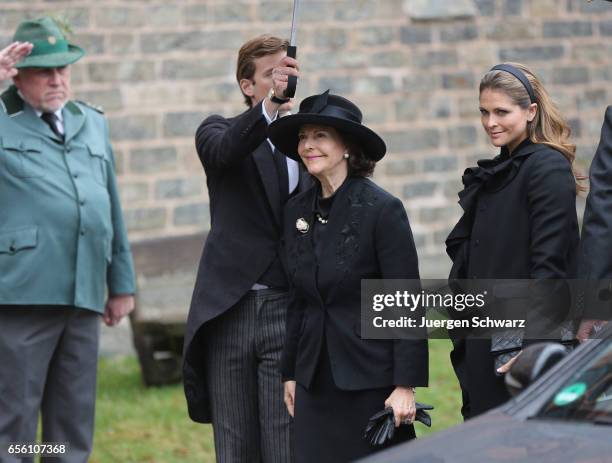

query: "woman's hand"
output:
496 351 522 374
384 386 416 427
284 380 297 417
0 42 32 81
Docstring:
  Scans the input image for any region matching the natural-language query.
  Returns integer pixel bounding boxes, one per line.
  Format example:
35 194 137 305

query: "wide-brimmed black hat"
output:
268 90 386 162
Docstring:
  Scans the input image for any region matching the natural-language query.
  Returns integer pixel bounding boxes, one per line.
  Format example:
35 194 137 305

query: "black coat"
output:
446 139 579 418
578 106 612 318
183 101 307 423
280 177 429 390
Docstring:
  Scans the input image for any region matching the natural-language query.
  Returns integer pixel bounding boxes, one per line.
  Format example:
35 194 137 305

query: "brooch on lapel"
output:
296 218 309 234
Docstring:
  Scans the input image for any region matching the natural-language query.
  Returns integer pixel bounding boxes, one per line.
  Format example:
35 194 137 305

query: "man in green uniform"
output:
0 18 135 462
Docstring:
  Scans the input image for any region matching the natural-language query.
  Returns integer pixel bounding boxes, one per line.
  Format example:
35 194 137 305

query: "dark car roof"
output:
359 325 612 463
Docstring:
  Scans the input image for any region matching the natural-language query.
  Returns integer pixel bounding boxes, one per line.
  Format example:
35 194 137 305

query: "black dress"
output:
282 177 427 463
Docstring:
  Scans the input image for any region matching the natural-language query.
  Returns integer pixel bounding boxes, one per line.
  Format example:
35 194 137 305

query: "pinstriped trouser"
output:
204 289 293 463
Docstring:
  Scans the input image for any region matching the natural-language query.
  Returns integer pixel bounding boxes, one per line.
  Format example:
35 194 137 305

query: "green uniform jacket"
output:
0 86 135 313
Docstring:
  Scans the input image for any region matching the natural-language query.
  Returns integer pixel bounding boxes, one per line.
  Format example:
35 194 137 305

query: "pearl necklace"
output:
315 213 328 224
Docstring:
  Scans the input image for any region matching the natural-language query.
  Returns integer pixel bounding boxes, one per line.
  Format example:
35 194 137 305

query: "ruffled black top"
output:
445 138 536 279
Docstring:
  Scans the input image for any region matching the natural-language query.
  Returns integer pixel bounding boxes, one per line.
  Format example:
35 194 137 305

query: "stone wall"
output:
1 0 611 277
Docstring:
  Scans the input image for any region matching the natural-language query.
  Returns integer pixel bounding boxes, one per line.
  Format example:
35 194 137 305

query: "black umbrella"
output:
285 0 300 98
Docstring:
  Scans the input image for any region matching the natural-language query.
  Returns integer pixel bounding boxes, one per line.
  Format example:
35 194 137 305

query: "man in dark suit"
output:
577 106 612 341
182 35 301 462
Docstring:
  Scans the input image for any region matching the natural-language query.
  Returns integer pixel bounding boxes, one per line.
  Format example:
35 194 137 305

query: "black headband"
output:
490 64 536 104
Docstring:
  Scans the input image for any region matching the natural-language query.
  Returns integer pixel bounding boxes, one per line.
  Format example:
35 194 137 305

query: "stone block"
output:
448 125 478 148
503 0 522 16
304 50 368 70
333 0 376 20
485 20 538 40
543 21 593 37
119 181 149 203
577 89 608 110
88 61 156 83
314 29 347 48
402 0 477 19
258 2 293 21
108 115 157 141
424 156 459 172
473 0 495 16
130 147 178 174
146 5 182 27
163 112 206 138
371 51 408 68
183 5 210 25
443 179 464 199
108 34 138 55
355 27 395 46
76 89 123 111
213 3 252 22
458 96 480 118
579 1 612 13
402 74 441 92
568 118 582 138
571 44 611 63
529 0 562 16
440 24 478 42
382 158 418 176
499 46 564 62
402 181 437 199
400 26 432 44
76 34 104 55
442 71 475 89
382 129 440 152
114 149 127 176
317 76 353 94
420 206 457 223
395 95 427 122
95 7 145 28
141 31 245 53
59 9 90 28
124 208 167 232
194 82 241 103
413 50 458 68
155 178 204 199
162 58 231 80
552 66 590 85
174 203 210 227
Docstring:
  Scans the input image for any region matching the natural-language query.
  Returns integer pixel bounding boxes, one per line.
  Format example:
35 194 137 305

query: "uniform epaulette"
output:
76 100 104 114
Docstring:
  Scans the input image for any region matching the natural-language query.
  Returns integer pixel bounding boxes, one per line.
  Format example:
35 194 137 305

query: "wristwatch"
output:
268 88 289 105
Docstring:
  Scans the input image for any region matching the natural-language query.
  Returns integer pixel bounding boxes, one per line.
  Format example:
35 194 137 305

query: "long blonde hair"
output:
480 62 584 192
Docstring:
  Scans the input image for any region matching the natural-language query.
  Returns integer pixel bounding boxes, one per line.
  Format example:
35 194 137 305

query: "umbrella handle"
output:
285 45 297 98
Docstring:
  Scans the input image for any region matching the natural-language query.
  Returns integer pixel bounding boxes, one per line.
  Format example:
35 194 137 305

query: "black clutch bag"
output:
363 403 434 447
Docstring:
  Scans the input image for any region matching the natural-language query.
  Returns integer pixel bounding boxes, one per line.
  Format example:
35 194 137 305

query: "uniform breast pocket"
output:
87 144 109 186
1 136 44 178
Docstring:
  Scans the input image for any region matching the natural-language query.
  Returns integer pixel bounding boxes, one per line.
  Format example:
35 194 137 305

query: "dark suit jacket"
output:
280 177 428 390
183 101 307 423
578 106 612 318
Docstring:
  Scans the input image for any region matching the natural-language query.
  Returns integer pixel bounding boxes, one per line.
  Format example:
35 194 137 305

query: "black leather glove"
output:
363 403 434 447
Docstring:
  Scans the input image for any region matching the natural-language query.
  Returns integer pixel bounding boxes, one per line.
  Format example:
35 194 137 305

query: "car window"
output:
537 341 612 424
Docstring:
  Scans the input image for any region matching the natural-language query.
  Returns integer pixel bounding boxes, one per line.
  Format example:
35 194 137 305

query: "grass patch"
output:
92 339 462 462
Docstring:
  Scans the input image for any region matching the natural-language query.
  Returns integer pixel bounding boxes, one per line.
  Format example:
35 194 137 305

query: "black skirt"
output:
293 343 415 463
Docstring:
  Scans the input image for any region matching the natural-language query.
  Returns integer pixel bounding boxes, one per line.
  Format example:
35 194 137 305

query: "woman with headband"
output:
446 63 581 418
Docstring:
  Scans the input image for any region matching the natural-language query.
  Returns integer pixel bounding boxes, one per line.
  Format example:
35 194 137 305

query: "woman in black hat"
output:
268 91 428 462
446 63 581 419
